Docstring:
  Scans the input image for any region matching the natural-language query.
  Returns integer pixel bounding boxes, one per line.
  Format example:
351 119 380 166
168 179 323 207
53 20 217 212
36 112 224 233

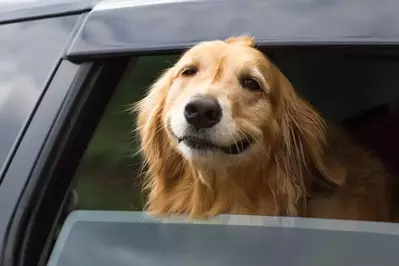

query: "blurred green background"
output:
74 54 180 211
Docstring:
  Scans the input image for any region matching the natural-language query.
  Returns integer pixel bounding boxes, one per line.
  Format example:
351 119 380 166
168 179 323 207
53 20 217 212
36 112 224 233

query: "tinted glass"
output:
48 211 399 266
0 0 86 12
0 15 79 174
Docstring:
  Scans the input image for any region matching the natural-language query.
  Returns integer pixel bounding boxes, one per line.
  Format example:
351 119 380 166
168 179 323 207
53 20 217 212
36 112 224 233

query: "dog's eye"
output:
181 66 198 76
241 78 262 92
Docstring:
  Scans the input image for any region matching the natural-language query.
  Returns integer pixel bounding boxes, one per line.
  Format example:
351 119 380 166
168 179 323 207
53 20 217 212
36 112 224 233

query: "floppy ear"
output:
272 65 344 195
133 68 185 199
225 35 255 47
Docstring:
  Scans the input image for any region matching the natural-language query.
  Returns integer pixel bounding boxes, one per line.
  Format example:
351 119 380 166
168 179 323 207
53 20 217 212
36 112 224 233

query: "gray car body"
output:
1 0 399 265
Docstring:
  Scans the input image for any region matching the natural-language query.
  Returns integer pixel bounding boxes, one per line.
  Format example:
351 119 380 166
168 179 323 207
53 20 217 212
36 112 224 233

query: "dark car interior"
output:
264 46 399 180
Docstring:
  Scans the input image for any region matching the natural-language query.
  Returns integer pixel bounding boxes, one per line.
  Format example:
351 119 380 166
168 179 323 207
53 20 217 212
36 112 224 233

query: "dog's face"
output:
162 37 278 164
136 36 330 217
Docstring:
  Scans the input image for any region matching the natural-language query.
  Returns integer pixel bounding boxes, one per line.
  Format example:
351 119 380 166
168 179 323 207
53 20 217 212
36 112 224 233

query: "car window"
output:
54 47 399 265
0 15 79 176
0 0 88 12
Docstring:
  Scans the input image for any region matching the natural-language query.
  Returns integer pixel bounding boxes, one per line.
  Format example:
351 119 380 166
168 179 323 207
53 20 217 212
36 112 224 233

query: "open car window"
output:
72 49 399 212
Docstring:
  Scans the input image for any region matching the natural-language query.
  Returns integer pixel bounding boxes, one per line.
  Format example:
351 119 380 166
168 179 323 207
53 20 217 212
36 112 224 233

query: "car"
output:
1 0 399 265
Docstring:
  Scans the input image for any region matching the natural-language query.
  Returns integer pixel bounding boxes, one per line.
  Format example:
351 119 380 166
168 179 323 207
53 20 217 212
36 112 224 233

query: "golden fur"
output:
134 36 392 222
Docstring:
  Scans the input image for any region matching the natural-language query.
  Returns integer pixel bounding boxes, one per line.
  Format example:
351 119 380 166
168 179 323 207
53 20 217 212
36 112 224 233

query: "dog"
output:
134 35 393 222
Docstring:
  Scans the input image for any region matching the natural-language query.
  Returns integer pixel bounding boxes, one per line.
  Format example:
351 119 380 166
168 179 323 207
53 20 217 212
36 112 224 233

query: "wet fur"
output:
134 36 392 221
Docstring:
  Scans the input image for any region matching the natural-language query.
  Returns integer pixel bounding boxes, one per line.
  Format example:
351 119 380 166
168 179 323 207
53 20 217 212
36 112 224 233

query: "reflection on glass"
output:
0 15 78 172
0 0 84 12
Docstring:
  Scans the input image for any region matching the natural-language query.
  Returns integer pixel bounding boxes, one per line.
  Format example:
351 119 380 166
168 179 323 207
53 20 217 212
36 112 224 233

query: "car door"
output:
3 0 399 265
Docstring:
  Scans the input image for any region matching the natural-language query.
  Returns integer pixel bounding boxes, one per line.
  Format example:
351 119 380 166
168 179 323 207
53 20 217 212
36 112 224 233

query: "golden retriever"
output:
134 35 393 222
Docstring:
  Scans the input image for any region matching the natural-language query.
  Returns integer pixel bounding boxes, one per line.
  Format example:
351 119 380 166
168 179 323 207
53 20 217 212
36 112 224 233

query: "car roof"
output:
0 0 100 24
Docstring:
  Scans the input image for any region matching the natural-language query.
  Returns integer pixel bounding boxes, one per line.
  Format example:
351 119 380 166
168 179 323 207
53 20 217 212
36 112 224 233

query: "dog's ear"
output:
273 66 345 192
133 67 185 208
225 35 255 47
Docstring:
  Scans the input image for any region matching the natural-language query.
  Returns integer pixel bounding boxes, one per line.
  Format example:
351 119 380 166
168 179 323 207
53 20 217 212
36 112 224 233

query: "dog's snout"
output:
184 96 222 129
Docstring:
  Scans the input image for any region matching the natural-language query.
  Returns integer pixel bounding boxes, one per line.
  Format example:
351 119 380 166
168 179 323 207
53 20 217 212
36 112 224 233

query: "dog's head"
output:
164 36 271 164
135 36 336 216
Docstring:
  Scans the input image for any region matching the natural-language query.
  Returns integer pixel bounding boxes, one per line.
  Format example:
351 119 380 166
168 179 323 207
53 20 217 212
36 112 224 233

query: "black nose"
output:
184 96 222 129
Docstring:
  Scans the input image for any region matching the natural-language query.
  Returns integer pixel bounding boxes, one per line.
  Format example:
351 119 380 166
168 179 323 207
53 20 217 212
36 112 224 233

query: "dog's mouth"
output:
177 135 252 155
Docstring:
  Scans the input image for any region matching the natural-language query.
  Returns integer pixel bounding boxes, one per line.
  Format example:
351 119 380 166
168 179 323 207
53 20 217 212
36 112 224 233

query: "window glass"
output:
74 55 180 211
0 15 79 175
